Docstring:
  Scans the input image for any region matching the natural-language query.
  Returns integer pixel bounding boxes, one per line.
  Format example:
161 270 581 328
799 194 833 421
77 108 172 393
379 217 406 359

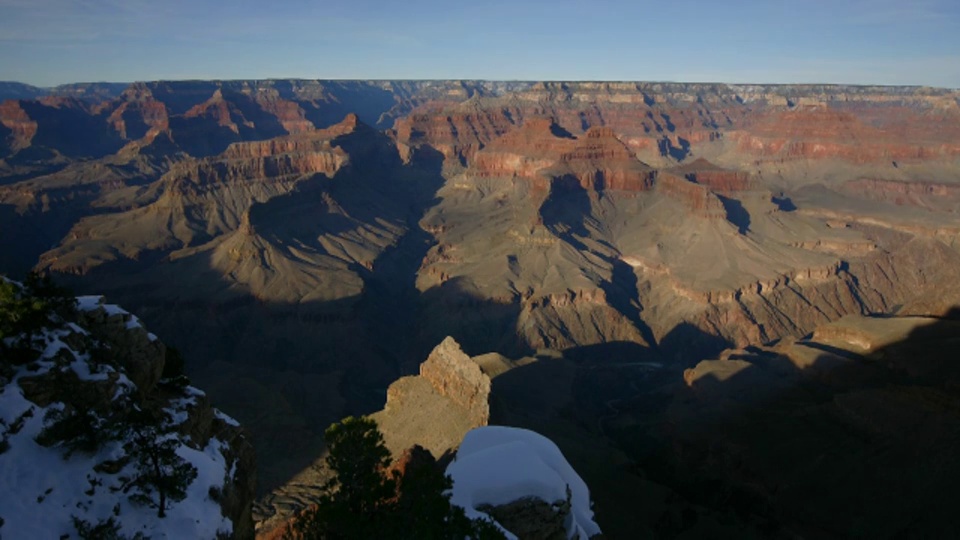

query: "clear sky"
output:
1 0 958 88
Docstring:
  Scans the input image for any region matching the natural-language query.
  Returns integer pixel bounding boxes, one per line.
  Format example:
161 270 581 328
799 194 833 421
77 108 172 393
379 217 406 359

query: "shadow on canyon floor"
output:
470 310 960 538
603 309 960 538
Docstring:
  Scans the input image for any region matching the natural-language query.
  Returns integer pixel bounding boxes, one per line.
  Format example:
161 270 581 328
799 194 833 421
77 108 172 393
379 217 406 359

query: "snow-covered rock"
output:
0 282 255 539
446 426 602 539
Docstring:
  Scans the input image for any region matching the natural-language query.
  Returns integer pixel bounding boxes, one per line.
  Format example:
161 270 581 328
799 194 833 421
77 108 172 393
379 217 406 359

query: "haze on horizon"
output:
1 0 958 89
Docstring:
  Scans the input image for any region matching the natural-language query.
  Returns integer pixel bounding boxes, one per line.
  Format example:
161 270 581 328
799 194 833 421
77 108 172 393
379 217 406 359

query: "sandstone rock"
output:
420 336 491 426
371 337 490 458
480 496 571 540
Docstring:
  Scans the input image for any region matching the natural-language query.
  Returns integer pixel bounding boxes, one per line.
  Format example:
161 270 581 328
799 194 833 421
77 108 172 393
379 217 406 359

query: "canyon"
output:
2 79 960 537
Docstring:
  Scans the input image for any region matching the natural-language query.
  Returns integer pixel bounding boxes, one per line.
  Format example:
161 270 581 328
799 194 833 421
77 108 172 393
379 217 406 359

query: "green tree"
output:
288 416 396 539
285 416 504 540
0 273 76 365
119 408 197 518
393 448 504 540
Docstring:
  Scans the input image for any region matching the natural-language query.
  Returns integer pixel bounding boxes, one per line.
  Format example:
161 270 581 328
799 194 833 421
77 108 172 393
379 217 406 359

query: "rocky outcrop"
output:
75 297 166 394
655 173 726 217
102 85 170 140
0 100 38 150
673 159 753 192
480 497 572 540
255 338 492 536
0 285 256 539
393 104 518 164
36 114 362 276
558 127 657 192
372 337 491 458
419 336 492 426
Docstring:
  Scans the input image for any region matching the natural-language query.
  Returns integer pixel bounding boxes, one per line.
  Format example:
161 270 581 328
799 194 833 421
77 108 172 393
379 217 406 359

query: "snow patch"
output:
214 409 240 427
67 322 90 336
0 298 234 539
447 426 601 540
70 354 111 382
101 303 129 317
76 295 105 312
184 386 206 398
125 315 143 330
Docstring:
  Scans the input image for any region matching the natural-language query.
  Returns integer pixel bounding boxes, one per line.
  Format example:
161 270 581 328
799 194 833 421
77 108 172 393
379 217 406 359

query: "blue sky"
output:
1 0 958 87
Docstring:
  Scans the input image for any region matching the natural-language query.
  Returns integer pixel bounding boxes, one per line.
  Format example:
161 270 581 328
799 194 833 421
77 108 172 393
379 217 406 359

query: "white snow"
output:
125 315 143 330
76 295 105 312
70 354 112 382
184 386 206 398
76 295 131 320
67 322 90 336
446 426 601 540
41 330 73 359
102 303 129 317
0 305 234 539
163 396 198 427
214 409 241 427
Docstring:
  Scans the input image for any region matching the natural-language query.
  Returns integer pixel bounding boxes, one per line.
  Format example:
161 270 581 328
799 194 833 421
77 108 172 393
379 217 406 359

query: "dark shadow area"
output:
549 123 576 139
608 310 960 538
660 113 676 133
166 90 288 158
19 100 124 159
658 322 734 366
0 190 104 278
540 175 591 240
578 111 592 132
487 347 661 539
772 194 796 211
605 260 660 349
716 194 751 234
563 340 657 364
143 81 224 115
417 277 527 362
658 136 691 161
0 120 11 157
167 116 242 158
118 105 151 141
300 82 398 130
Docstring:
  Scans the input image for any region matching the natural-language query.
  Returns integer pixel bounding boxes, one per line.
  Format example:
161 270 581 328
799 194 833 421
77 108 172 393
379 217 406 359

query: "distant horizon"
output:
2 0 958 89
3 77 958 91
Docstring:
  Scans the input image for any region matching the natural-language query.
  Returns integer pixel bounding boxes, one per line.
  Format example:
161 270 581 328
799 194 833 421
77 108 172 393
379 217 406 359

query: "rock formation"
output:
254 337 491 535
372 336 491 458
0 283 256 539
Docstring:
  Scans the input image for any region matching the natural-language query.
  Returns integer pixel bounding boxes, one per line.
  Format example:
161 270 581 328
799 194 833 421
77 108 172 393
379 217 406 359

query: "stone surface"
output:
419 336 491 427
481 496 571 540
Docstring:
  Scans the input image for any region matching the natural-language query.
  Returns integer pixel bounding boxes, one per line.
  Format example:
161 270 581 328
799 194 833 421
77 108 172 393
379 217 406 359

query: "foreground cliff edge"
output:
0 277 256 539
